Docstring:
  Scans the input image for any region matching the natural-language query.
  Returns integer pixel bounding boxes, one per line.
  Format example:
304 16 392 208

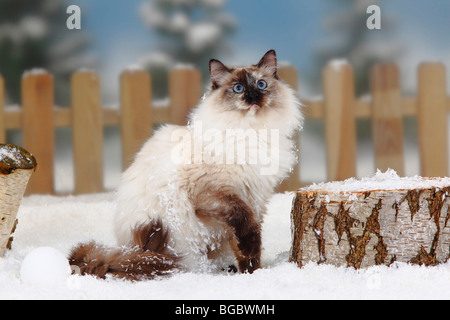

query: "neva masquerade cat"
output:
69 50 303 280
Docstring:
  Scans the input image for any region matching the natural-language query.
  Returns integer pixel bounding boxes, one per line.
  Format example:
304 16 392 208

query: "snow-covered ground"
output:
1 191 450 300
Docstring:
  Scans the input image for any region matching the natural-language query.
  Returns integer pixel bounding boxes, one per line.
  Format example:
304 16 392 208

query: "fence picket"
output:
418 63 448 177
169 68 202 125
278 65 301 191
0 76 5 143
71 71 103 194
323 62 357 181
22 71 55 194
120 70 152 170
370 63 405 176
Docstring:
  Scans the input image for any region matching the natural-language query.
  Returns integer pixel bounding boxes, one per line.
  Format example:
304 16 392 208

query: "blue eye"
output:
257 80 267 90
233 83 244 93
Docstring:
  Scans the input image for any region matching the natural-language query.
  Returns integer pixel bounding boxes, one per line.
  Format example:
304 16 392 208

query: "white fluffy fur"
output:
114 72 303 272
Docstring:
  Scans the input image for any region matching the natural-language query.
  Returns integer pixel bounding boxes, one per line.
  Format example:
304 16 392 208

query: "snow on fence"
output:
0 62 448 195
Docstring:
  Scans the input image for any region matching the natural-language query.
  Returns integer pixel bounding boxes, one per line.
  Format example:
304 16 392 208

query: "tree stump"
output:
290 170 450 269
0 144 36 257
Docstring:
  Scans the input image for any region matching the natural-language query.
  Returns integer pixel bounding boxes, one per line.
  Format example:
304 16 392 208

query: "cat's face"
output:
208 50 283 115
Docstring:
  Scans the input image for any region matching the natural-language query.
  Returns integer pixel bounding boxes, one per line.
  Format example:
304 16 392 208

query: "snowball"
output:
20 247 71 285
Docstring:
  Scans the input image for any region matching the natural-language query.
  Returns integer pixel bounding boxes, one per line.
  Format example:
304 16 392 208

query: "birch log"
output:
0 144 36 257
290 170 450 269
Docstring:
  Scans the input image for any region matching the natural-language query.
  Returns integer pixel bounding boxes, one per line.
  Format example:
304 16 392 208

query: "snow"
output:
19 16 48 40
138 51 174 69
173 63 196 70
22 68 48 78
0 16 47 44
200 0 226 8
170 12 190 33
302 169 450 193
124 64 145 73
328 58 349 71
0 148 23 167
186 23 222 52
0 189 449 299
153 97 171 109
75 67 95 73
139 1 167 30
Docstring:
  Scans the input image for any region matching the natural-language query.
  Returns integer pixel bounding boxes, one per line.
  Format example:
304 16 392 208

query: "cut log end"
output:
0 144 36 257
0 144 37 175
290 171 450 269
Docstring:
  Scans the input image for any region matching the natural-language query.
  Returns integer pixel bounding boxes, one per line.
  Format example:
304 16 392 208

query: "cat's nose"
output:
244 87 262 106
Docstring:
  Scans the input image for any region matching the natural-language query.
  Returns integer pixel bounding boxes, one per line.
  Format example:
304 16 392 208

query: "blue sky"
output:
74 0 450 58
70 0 450 98
74 0 329 66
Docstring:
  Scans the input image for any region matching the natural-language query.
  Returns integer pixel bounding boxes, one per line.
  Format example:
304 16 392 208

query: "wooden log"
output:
0 144 36 256
290 170 450 269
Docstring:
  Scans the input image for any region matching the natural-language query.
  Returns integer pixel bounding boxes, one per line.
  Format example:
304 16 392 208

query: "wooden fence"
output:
0 62 448 195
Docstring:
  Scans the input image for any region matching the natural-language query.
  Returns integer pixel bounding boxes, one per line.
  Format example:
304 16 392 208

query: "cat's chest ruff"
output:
191 127 277 166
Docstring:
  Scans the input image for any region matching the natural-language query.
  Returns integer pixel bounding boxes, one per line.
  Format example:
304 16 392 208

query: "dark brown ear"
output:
256 50 278 78
209 59 231 89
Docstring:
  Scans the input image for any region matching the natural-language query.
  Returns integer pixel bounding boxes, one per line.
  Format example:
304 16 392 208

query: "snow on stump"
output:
290 170 450 269
0 144 36 257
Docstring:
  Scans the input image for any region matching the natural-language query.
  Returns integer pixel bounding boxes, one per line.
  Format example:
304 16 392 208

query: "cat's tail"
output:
68 220 181 281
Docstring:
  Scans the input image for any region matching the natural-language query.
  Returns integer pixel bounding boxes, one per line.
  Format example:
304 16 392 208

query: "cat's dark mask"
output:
208 50 279 111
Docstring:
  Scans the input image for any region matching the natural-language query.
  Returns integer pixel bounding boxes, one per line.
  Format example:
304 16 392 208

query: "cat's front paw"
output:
238 257 260 274
236 227 261 274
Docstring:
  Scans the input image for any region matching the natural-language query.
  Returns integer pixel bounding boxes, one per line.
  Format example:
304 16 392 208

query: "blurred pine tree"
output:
313 0 402 96
0 0 94 105
138 0 236 98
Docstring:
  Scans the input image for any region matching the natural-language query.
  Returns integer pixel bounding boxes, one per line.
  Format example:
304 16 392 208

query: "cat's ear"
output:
209 59 231 89
256 50 278 79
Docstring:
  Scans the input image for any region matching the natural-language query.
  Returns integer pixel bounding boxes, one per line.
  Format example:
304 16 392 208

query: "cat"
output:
69 50 303 280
